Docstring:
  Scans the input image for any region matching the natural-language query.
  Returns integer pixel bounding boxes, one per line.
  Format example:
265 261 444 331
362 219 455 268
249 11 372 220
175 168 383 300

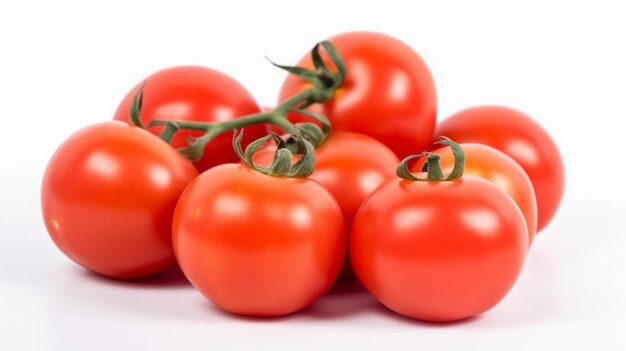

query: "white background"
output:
1 1 625 350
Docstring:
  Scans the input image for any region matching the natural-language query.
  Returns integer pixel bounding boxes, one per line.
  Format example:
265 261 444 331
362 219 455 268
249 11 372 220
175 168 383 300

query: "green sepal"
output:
311 43 333 83
232 130 315 178
321 41 347 80
129 80 147 129
434 136 465 181
295 123 326 147
268 148 293 176
265 56 318 84
395 137 466 182
396 152 431 181
291 108 331 135
242 132 274 170
311 43 325 71
287 135 316 178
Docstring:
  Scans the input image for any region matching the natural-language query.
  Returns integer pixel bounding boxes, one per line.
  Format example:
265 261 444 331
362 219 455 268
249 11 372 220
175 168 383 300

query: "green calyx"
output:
267 41 346 104
233 129 315 178
131 40 344 162
396 136 466 181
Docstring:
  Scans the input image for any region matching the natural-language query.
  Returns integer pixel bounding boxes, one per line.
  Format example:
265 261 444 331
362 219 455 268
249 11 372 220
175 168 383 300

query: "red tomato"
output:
113 66 267 172
351 172 527 321
413 143 537 246
277 32 437 158
254 132 400 280
436 106 565 232
173 164 346 316
42 122 198 279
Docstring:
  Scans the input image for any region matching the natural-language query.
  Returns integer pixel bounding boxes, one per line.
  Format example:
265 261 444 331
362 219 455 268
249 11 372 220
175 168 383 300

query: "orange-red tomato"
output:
413 143 537 246
277 32 437 158
436 106 564 232
113 66 267 172
41 122 198 279
254 132 399 280
173 164 346 316
351 175 528 322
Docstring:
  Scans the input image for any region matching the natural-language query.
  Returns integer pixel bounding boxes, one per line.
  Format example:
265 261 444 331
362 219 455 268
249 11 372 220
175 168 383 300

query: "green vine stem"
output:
233 129 315 178
129 41 345 162
396 136 466 181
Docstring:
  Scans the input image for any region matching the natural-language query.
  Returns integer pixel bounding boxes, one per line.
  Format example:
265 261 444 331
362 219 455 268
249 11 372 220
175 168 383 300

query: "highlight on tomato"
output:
351 137 528 322
436 106 564 233
277 31 437 158
413 143 537 246
113 66 268 172
173 131 346 317
41 122 198 279
253 130 400 280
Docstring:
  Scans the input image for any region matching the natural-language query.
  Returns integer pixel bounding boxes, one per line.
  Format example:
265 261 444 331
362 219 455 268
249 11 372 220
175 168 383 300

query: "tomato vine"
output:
129 41 345 162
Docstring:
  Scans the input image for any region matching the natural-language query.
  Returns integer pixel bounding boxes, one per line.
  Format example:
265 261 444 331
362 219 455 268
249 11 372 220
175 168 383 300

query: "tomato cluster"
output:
42 31 564 322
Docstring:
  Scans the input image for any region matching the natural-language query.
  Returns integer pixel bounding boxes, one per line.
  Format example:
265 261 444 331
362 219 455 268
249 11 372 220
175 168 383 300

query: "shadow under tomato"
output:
80 266 192 289
298 280 380 319
300 280 483 326
370 302 483 327
201 280 380 322
203 302 297 323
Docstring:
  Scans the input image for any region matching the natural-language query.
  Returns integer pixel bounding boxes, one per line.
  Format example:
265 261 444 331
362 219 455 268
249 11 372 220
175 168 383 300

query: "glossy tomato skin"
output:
113 66 267 172
254 132 400 280
173 164 346 316
436 106 564 232
351 176 528 322
413 143 537 246
278 32 437 158
42 122 198 279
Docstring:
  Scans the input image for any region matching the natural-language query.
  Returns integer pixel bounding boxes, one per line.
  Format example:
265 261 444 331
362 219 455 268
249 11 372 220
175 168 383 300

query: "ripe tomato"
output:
413 143 537 246
351 142 528 321
113 66 268 172
254 132 400 280
436 106 565 232
41 122 198 279
277 31 437 158
173 163 346 316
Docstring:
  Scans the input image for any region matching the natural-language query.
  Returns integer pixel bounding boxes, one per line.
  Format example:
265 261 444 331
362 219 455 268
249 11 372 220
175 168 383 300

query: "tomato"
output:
113 66 268 172
436 106 565 232
351 142 528 321
277 31 437 158
254 132 400 280
413 143 537 246
41 122 198 279
173 163 346 316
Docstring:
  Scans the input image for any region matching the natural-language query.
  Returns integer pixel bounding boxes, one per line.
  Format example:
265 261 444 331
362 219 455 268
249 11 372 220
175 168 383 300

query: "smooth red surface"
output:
350 176 528 322
277 32 437 158
436 106 565 232
173 164 346 316
414 143 537 246
113 66 267 172
41 122 198 279
254 132 400 280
